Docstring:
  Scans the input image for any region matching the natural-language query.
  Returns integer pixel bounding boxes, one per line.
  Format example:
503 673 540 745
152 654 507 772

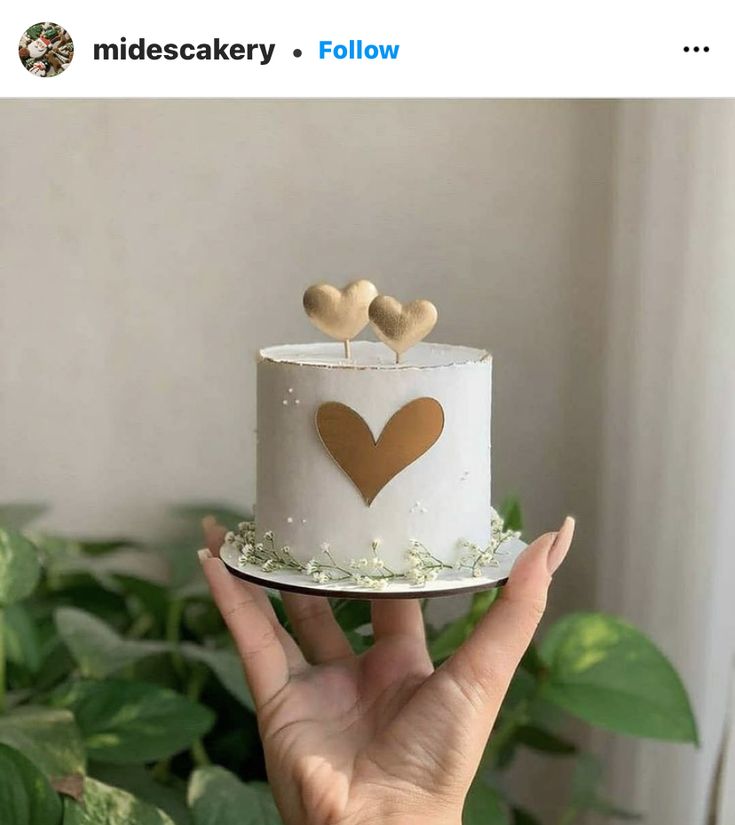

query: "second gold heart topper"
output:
369 295 438 362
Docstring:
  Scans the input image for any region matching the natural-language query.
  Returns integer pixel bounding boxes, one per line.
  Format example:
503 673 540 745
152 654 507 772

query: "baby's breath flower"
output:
263 530 274 541
305 559 318 575
320 542 330 553
371 538 382 551
373 558 385 569
225 531 236 544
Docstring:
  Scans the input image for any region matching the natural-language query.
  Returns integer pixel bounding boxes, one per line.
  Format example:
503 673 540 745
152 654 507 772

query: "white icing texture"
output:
256 341 492 569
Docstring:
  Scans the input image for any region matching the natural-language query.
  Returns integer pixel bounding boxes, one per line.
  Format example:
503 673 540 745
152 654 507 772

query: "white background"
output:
1 0 731 97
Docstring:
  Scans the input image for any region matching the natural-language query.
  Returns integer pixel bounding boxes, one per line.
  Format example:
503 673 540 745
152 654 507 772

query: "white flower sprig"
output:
224 513 520 590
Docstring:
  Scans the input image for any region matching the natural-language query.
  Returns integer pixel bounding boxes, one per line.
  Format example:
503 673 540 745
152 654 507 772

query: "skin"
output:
200 516 575 825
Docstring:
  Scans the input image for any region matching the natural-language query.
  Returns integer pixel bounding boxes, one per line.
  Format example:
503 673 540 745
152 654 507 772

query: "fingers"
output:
202 517 227 558
198 548 306 709
371 599 427 646
439 516 575 731
280 592 353 664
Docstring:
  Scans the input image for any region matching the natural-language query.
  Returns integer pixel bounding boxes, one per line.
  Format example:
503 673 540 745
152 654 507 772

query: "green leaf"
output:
0 528 41 605
0 706 86 776
77 539 139 556
539 613 698 742
331 599 371 632
499 497 523 533
62 777 175 825
55 608 170 678
568 754 641 820
53 680 214 764
187 767 282 825
430 589 497 663
4 603 42 672
0 743 63 825
90 764 191 825
462 778 510 825
512 808 542 825
171 503 249 529
515 725 577 755
52 551 170 588
0 503 47 530
429 616 472 662
180 643 254 711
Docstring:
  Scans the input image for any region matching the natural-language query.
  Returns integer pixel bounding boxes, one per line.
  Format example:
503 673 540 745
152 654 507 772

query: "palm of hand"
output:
260 636 464 825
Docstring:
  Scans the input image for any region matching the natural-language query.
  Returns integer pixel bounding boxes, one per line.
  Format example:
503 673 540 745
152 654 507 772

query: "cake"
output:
222 282 516 591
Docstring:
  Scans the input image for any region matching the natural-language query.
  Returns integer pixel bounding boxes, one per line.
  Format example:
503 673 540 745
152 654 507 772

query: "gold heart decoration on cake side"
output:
303 280 379 347
315 397 444 505
368 295 438 361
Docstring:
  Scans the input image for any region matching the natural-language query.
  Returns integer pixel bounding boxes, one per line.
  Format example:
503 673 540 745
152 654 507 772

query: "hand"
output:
199 517 574 825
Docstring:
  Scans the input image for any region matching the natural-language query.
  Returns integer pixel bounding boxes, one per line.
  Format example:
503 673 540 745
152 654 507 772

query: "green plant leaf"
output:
0 528 41 605
4 602 42 672
540 613 698 742
515 725 577 755
52 551 170 588
567 754 641 820
511 808 542 825
55 608 170 678
0 743 63 825
53 680 214 764
429 616 472 662
499 497 523 533
430 589 497 663
77 539 139 556
331 599 371 632
462 778 510 825
0 503 47 530
180 643 254 711
171 504 249 529
0 706 86 776
62 777 175 825
90 764 191 825
187 766 282 825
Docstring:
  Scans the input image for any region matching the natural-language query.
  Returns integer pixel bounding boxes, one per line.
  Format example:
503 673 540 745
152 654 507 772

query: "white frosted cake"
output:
220 281 520 592
250 340 493 579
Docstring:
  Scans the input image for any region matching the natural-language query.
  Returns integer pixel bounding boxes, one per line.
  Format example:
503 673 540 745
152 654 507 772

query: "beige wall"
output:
0 100 612 557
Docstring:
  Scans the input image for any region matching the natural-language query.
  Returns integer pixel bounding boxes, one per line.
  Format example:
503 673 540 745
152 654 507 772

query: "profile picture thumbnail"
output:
18 22 74 77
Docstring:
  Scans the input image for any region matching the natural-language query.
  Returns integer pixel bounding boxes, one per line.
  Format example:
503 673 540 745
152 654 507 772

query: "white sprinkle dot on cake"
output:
294 399 300 405
286 516 293 523
288 387 294 393
282 400 288 406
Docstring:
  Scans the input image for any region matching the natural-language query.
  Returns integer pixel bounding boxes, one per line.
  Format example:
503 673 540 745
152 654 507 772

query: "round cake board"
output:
220 534 527 600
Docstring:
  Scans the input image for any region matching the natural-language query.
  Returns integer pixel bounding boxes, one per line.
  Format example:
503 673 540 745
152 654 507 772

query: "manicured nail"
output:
547 516 575 574
197 548 212 563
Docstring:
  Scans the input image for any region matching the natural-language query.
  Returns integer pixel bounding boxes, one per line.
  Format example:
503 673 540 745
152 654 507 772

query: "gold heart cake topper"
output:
303 280 379 358
368 295 438 362
315 397 444 505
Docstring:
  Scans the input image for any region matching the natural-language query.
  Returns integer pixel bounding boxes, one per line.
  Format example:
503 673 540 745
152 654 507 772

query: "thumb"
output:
441 516 575 724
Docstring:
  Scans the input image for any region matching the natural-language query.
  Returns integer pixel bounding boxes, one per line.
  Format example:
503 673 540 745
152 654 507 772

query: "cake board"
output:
220 523 526 600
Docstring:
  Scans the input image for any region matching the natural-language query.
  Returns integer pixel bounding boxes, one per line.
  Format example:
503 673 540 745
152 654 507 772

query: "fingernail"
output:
197 548 212 563
547 516 575 574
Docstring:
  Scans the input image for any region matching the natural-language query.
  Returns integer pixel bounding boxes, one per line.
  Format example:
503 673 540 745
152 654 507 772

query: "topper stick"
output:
344 339 351 359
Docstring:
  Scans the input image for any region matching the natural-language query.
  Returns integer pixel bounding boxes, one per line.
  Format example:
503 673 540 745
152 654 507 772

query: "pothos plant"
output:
0 500 697 825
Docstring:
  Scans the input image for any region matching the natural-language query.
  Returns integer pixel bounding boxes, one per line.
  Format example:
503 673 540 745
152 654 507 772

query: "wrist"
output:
337 806 461 825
